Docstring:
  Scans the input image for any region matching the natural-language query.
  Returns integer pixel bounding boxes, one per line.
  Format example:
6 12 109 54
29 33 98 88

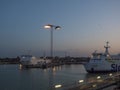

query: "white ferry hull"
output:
84 62 120 73
84 42 120 73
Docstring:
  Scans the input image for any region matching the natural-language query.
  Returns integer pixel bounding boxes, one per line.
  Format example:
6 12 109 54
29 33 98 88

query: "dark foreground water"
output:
0 64 113 90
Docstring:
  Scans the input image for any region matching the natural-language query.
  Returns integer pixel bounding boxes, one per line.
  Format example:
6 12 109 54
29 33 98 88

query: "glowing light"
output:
19 64 22 70
55 84 62 88
53 67 56 72
44 25 51 29
92 84 97 87
107 54 109 57
109 73 112 76
97 76 101 79
19 64 22 67
79 80 84 83
44 24 61 30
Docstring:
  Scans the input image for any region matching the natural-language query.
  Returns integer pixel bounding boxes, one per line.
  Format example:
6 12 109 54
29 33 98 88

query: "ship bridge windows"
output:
92 58 101 61
92 53 102 60
111 58 120 60
21 55 32 58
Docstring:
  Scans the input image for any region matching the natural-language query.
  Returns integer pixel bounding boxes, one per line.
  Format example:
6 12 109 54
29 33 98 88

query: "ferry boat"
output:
84 42 120 73
20 55 51 68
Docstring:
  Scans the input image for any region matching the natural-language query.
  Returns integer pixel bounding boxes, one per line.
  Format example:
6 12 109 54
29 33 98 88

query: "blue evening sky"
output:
0 0 120 57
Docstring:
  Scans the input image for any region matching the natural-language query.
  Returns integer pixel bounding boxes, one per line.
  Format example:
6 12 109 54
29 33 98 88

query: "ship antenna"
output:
104 41 110 55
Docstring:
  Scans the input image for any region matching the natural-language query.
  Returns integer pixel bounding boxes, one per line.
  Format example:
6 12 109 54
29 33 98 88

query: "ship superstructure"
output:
20 55 51 68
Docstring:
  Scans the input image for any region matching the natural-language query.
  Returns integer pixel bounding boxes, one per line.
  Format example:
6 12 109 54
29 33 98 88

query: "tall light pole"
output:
44 24 61 90
44 24 61 59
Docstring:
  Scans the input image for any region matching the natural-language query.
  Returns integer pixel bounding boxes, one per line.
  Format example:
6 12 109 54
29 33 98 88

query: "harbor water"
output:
0 64 115 90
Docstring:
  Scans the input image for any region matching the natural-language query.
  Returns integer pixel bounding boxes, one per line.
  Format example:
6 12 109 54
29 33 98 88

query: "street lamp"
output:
44 24 61 59
44 24 61 90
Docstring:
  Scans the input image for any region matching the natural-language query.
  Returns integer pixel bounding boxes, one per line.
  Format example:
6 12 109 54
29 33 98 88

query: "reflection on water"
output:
0 64 114 90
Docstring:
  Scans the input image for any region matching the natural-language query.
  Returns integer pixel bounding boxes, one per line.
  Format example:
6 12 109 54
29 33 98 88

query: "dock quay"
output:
65 73 120 90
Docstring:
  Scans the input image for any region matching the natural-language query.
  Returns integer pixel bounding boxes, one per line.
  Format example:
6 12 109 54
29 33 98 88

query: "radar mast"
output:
104 41 110 55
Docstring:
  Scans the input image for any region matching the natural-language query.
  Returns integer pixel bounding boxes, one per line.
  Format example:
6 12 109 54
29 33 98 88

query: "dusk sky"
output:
0 0 120 57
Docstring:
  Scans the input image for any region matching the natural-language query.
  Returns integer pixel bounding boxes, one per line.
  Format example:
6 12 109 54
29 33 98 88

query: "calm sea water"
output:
0 64 111 90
